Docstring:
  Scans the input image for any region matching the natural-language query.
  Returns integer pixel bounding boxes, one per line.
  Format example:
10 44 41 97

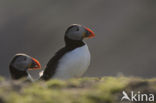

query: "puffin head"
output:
9 53 41 79
65 24 95 41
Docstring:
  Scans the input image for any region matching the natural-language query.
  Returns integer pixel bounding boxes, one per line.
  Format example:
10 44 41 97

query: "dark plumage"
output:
9 66 28 80
40 36 85 80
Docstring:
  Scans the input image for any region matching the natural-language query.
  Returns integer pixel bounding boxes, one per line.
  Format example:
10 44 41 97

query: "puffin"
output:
40 24 95 80
9 53 41 81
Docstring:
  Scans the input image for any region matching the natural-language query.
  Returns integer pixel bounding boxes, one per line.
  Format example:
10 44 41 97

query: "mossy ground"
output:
0 76 156 103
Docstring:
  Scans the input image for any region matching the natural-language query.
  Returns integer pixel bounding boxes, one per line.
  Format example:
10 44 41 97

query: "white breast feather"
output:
53 44 90 79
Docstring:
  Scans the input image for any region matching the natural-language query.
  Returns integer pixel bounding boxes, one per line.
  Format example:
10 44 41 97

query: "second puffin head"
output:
65 24 95 41
10 53 41 71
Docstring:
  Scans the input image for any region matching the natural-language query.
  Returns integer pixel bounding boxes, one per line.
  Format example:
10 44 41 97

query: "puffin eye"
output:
23 57 27 61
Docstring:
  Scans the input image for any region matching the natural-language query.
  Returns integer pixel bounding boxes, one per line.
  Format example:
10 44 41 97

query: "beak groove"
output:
28 57 41 70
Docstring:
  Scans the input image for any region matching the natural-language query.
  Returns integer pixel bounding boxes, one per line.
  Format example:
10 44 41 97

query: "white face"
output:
11 54 33 71
65 24 86 40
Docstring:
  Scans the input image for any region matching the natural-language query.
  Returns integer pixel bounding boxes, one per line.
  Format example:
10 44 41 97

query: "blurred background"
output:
0 0 156 79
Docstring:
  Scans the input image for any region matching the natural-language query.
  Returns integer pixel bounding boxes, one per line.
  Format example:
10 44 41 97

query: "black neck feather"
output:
9 65 28 80
64 36 85 47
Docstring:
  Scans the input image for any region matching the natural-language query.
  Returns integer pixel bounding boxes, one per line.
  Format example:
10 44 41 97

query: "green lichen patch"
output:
0 76 155 103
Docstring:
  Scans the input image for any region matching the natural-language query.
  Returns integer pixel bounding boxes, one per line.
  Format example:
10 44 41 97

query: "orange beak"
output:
84 27 95 38
28 57 41 70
